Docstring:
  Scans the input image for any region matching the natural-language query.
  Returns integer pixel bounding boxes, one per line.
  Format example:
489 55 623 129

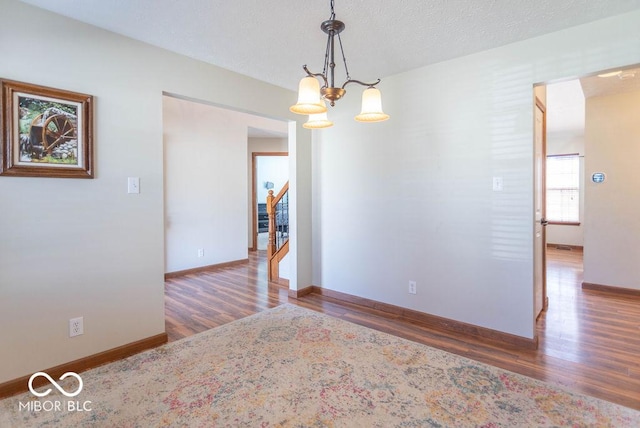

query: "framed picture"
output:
0 79 93 178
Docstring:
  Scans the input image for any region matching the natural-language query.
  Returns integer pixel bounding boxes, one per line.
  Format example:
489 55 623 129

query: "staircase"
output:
266 181 289 282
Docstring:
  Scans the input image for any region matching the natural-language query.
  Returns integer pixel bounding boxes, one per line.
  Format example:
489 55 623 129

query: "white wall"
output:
248 138 287 155
289 121 313 292
0 0 310 384
313 11 640 339
583 90 640 290
164 98 287 273
257 156 288 202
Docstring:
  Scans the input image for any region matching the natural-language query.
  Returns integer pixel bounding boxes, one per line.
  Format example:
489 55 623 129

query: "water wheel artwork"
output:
0 78 93 178
29 111 78 156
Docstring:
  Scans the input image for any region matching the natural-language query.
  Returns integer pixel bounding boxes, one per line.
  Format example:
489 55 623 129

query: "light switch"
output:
127 177 140 194
492 176 503 191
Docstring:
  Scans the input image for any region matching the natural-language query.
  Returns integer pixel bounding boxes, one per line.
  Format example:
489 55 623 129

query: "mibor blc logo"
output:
19 371 92 412
28 372 83 397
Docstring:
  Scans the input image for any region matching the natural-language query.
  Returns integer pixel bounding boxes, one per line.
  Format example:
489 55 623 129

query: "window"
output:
546 154 580 224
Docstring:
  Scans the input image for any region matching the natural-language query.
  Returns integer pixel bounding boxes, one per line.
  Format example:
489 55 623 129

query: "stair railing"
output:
266 181 289 282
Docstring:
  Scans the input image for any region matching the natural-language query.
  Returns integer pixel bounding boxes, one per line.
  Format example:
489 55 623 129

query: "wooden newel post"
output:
266 189 275 260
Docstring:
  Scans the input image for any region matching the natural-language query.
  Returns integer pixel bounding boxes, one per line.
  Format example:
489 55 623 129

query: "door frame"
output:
251 152 288 251
534 95 548 321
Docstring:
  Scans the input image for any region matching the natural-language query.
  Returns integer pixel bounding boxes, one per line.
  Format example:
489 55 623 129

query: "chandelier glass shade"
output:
290 77 326 115
289 0 389 127
354 88 389 122
303 102 333 129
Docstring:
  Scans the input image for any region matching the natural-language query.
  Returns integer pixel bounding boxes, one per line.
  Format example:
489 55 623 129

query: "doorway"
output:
251 152 288 251
534 64 640 327
163 95 290 275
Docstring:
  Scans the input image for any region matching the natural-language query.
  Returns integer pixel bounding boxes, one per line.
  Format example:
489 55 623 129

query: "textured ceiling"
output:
19 0 640 90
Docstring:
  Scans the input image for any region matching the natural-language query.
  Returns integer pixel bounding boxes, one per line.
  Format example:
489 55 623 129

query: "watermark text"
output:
18 371 92 413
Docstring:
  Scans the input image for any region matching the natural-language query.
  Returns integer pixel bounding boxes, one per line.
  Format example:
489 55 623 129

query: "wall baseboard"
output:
274 278 290 287
288 285 314 299
307 286 538 350
582 282 640 297
165 258 248 279
0 333 167 399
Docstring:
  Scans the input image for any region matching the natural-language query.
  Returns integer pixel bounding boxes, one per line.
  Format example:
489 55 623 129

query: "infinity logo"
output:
28 372 83 398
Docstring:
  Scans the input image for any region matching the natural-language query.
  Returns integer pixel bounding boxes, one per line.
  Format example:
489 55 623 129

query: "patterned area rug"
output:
2 304 639 427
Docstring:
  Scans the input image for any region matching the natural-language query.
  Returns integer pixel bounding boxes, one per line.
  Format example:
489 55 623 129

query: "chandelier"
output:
289 0 389 129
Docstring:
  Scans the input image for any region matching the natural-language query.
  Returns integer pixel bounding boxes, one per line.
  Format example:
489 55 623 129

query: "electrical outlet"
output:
197 248 204 257
69 317 84 337
408 281 417 295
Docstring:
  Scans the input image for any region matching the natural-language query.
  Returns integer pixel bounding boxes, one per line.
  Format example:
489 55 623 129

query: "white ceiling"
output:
20 0 640 91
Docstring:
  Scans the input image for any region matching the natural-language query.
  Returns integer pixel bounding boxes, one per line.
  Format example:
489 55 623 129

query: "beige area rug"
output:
1 304 639 427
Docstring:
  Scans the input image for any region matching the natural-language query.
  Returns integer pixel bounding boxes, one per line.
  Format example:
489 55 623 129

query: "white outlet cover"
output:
69 317 84 337
409 281 417 294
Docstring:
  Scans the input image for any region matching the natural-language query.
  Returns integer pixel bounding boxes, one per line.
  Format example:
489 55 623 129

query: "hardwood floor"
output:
165 248 640 410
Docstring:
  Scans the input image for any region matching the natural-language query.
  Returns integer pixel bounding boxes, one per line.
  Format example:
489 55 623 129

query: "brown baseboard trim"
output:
268 277 289 289
0 333 167 399
547 244 583 252
582 282 640 297
288 285 315 299
277 278 290 287
309 287 538 350
165 258 249 279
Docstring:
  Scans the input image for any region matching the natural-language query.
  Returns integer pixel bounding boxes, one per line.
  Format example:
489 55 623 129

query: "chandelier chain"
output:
337 33 351 81
330 0 336 20
323 30 331 79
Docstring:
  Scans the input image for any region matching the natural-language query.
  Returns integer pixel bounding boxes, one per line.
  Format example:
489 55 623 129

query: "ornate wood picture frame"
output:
0 79 93 178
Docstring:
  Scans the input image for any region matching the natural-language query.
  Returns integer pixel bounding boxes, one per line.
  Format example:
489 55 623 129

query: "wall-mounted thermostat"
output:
591 172 606 183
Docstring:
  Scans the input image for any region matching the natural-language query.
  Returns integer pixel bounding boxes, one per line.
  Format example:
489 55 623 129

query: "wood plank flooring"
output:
165 247 640 410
